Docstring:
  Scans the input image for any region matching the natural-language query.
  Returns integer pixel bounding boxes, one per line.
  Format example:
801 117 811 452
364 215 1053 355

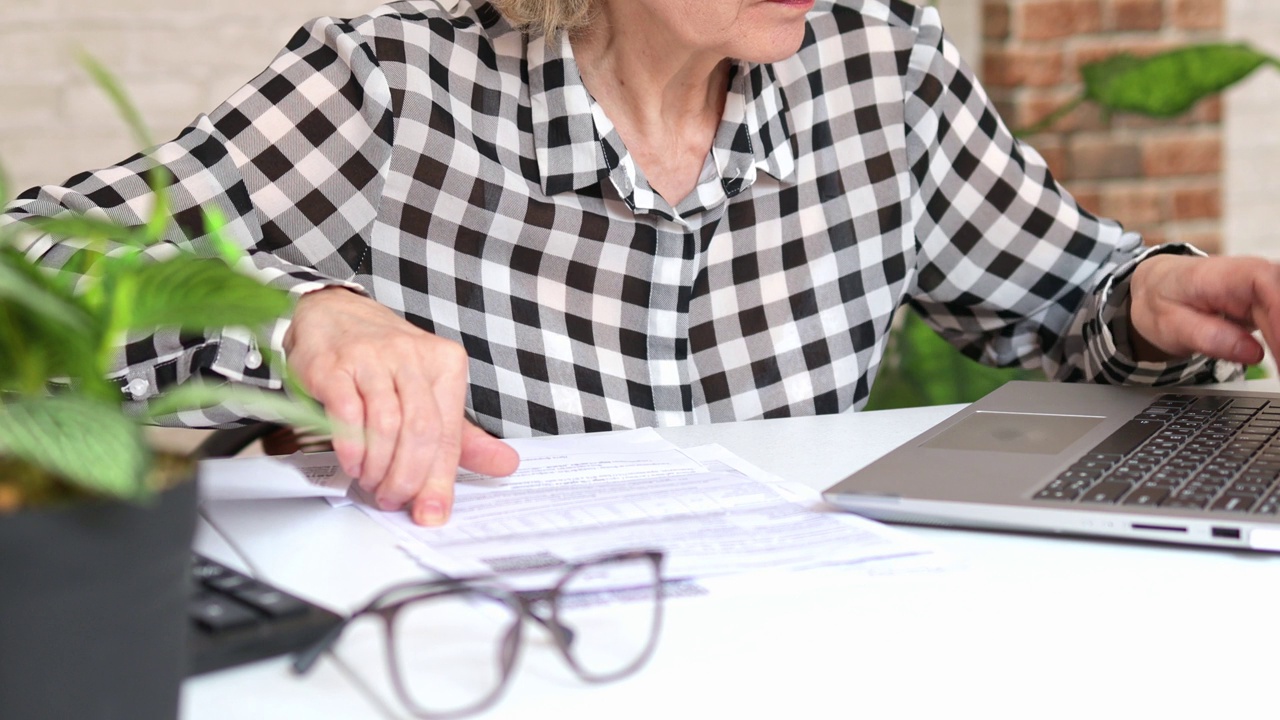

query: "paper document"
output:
354 429 936 583
198 452 353 502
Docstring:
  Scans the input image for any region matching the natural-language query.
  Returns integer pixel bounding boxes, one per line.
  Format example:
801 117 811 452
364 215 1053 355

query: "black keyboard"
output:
1034 393 1280 515
188 553 343 676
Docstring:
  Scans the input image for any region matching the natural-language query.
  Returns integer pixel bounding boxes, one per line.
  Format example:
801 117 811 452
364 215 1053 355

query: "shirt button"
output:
126 378 150 399
245 350 263 370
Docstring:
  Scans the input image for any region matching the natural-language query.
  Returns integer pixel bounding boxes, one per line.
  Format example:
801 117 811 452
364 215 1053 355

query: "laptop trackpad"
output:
921 411 1104 455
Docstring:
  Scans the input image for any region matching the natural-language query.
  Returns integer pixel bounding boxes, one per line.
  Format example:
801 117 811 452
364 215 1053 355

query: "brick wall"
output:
982 0 1227 253
0 1 375 195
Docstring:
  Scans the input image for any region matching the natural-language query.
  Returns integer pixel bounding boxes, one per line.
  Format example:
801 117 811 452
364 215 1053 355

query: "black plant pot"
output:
0 476 198 720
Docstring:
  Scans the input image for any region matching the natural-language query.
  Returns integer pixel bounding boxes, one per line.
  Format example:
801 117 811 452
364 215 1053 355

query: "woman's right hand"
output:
283 287 519 526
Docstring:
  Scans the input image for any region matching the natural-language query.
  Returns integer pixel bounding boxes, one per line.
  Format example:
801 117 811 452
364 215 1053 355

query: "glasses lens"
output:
555 554 661 681
389 588 519 717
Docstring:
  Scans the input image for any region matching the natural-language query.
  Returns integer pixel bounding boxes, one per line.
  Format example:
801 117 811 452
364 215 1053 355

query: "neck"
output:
568 6 734 205
571 7 731 140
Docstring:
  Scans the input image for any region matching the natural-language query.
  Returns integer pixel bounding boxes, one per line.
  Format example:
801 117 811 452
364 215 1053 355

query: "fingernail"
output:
1233 339 1261 363
415 501 447 526
347 463 362 479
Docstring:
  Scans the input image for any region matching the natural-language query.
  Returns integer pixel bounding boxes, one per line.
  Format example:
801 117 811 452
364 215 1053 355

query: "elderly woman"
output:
5 0 1279 526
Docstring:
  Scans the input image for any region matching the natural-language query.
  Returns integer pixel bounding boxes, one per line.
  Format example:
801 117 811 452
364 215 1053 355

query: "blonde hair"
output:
490 0 596 37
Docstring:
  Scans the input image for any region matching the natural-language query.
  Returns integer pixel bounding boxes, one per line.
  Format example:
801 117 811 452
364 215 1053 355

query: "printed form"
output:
351 429 940 582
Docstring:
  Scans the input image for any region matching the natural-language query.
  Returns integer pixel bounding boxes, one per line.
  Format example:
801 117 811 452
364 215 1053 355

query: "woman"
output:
4 0 1277 526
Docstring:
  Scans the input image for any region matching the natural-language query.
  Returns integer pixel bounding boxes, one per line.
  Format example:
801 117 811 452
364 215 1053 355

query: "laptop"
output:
822 380 1280 552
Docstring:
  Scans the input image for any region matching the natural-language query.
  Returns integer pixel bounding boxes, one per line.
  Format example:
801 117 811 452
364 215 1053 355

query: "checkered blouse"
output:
3 0 1231 435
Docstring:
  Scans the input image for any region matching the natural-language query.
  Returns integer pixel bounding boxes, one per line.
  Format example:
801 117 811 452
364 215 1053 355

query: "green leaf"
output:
26 214 148 247
144 382 332 434
141 166 173 245
0 250 103 393
203 207 248 266
1082 44 1275 118
116 256 293 333
77 52 153 151
0 249 94 336
0 395 151 499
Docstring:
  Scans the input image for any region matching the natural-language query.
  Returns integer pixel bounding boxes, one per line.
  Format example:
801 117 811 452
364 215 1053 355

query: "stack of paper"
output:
198 429 948 589
347 429 944 584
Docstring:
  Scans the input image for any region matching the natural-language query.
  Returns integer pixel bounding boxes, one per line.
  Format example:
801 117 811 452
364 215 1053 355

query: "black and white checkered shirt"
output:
3 0 1232 435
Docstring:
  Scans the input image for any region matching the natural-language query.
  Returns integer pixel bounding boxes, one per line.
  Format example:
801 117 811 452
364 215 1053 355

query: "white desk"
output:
186 380 1280 720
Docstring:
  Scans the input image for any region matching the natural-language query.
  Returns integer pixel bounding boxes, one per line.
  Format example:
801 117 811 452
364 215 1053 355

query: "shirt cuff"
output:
1096 242 1240 385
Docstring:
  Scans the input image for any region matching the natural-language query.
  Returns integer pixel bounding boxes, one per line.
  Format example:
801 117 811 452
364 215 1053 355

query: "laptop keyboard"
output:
188 553 343 676
1033 393 1280 515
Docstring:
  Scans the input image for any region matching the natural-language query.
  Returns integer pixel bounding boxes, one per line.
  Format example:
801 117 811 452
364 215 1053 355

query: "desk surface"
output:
186 379 1280 720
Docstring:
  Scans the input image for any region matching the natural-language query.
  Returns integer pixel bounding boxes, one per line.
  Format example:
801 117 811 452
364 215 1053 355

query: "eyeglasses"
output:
292 549 666 719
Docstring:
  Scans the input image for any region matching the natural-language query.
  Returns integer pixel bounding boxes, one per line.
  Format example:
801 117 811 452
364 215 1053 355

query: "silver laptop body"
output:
823 380 1280 552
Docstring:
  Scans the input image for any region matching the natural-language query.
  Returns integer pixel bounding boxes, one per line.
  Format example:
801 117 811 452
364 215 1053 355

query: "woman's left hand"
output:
1128 253 1280 365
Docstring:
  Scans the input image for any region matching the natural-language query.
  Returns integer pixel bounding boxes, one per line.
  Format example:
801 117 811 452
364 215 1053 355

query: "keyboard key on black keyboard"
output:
1088 419 1163 456
188 554 343 676
191 592 261 632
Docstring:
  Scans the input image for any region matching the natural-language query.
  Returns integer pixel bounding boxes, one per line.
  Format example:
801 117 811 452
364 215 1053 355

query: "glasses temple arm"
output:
291 620 349 675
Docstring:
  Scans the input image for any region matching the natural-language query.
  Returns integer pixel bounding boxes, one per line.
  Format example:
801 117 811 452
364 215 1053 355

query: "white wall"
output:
932 0 982 72
1225 1 1280 259
1224 1 1280 377
1 1 375 450
0 1 376 195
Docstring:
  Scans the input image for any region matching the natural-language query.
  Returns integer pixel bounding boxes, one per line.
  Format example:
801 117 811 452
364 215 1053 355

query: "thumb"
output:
459 420 520 477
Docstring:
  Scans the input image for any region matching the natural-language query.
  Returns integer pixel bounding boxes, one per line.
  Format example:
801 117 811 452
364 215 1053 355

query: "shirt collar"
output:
528 33 797 214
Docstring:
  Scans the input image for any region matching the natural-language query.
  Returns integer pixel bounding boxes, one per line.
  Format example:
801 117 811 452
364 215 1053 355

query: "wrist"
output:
1126 255 1182 363
285 286 361 353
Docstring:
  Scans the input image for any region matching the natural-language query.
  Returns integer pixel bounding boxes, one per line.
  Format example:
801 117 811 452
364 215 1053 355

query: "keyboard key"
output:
232 584 311 619
1227 397 1269 410
1163 493 1213 509
1081 452 1124 466
1081 481 1132 504
1190 396 1233 412
1034 488 1079 501
1088 420 1164 456
1211 494 1259 513
206 573 253 593
1123 487 1170 506
190 593 260 632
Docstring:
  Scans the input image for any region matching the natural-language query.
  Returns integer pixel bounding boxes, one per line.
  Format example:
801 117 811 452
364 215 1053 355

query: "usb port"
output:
1211 527 1241 539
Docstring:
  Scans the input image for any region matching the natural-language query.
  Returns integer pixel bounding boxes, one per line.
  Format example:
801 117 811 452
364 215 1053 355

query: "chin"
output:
739 24 808 64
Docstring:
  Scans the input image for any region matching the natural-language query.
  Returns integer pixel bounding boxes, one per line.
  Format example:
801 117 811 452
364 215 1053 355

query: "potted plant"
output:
0 58 330 719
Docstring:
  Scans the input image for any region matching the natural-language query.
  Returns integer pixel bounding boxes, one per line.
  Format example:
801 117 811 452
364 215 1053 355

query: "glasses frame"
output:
292 549 666 719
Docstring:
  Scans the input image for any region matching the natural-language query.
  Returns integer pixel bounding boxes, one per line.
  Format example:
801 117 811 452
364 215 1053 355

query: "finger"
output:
318 373 367 482
459 421 520 476
411 360 469 526
354 366 401 500
1249 267 1280 362
370 366 438 513
1158 303 1263 364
